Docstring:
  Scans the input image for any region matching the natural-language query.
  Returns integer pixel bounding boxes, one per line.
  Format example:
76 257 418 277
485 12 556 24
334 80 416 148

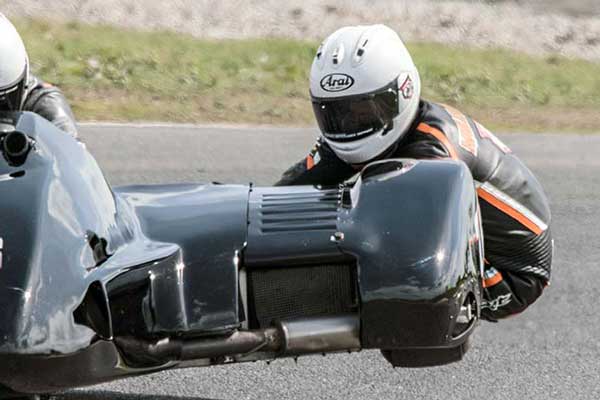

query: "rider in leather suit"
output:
0 14 78 137
276 25 553 321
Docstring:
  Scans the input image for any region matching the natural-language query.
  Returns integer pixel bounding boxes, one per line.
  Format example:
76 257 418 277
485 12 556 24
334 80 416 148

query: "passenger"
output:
276 24 553 321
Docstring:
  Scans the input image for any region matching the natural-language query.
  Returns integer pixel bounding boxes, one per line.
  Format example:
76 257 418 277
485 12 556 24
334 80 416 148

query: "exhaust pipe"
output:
116 314 360 366
2 131 30 165
180 328 281 360
275 314 360 355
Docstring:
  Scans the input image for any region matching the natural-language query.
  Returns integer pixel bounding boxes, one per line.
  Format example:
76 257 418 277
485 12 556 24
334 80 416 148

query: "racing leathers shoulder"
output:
277 138 356 186
22 75 78 137
275 100 553 321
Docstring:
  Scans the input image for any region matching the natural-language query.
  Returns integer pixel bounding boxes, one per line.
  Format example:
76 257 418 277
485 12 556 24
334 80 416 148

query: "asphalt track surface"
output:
56 124 598 400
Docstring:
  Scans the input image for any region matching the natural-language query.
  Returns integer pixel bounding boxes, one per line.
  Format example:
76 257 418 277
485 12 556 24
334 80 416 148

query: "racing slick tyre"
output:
381 337 471 368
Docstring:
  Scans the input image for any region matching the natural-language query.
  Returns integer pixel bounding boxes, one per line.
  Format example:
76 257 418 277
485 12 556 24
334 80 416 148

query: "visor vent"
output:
353 37 370 65
332 44 345 65
316 44 324 60
357 39 368 57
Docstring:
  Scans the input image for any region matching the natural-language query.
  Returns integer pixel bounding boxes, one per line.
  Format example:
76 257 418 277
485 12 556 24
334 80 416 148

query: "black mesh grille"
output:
247 263 357 329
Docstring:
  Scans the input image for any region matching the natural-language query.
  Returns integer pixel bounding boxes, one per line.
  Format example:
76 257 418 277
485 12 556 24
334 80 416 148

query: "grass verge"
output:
15 19 600 132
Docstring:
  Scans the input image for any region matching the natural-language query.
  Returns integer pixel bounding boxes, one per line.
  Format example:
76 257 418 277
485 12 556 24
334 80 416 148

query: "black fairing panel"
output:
0 112 248 359
0 112 248 392
0 112 176 355
244 159 481 348
337 160 482 348
0 112 482 393
245 186 346 266
115 184 249 332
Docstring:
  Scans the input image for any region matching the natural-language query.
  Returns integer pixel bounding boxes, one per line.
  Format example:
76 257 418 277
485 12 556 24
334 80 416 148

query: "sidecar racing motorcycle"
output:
0 112 484 398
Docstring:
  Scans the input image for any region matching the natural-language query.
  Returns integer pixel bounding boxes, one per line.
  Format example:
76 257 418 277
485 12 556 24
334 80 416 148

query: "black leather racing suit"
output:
276 100 553 321
21 75 78 137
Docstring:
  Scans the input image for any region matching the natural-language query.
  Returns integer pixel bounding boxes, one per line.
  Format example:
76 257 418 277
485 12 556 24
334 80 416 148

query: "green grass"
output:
15 19 600 131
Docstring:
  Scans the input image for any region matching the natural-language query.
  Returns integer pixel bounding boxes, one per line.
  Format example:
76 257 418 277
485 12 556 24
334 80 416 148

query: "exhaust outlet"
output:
2 131 30 165
275 314 360 356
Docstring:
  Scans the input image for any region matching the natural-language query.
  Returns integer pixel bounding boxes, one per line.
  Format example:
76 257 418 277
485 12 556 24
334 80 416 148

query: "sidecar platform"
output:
0 113 483 396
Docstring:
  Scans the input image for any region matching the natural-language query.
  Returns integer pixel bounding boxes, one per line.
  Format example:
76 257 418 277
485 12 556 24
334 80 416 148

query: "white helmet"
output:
0 13 29 111
310 25 421 164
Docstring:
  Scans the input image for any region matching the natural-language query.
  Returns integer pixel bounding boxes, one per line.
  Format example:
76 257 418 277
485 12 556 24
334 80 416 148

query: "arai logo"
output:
320 73 355 92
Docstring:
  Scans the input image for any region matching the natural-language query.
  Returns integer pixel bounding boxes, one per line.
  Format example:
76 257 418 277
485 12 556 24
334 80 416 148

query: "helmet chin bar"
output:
323 127 376 141
323 127 389 165
348 124 402 167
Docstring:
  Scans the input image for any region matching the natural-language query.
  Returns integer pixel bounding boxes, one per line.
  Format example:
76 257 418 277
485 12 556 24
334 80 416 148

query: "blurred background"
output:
0 3 596 400
1 0 599 131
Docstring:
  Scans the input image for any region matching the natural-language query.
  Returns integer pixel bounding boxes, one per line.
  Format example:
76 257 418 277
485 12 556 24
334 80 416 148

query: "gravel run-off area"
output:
2 0 600 61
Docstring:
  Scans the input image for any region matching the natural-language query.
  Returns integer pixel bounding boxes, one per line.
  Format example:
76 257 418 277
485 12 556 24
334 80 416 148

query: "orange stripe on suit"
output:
477 187 544 235
417 123 459 160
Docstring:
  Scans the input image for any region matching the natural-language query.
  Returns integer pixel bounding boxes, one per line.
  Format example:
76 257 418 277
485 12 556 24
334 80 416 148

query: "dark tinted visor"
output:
312 79 399 142
0 71 27 111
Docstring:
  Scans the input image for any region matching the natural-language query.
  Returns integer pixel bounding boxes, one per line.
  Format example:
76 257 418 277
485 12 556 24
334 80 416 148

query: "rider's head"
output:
310 25 421 165
0 14 29 111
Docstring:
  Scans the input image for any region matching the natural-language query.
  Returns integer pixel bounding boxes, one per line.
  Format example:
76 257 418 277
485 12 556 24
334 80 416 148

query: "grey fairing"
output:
0 112 160 356
0 112 481 394
0 112 249 359
245 159 482 348
114 183 249 333
341 159 477 300
244 185 346 266
337 160 482 348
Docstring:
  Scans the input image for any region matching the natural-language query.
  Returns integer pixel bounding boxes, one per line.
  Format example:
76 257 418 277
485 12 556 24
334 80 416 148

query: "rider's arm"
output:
401 103 552 322
275 138 355 186
24 78 78 137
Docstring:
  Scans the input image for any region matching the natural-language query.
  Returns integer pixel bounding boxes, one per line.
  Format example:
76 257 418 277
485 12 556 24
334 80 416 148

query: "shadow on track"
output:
56 391 218 400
